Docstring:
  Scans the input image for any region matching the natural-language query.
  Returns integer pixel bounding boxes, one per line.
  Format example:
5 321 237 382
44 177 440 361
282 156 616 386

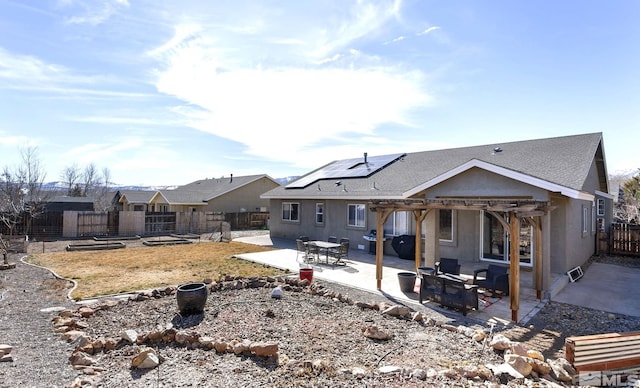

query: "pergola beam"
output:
369 197 552 322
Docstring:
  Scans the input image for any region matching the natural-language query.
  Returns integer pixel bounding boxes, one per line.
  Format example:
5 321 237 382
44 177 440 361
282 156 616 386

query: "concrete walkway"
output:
552 262 640 317
233 235 547 325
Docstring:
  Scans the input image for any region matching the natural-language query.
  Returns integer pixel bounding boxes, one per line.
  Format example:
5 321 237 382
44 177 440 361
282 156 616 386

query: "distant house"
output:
262 133 613 303
113 174 280 214
150 174 280 213
113 190 157 212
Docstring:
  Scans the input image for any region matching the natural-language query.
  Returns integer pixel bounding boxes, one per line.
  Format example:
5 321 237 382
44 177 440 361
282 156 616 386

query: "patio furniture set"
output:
296 236 349 266
418 258 510 316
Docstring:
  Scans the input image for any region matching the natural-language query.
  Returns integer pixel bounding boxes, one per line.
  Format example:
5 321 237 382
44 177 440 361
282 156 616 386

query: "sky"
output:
0 0 639 187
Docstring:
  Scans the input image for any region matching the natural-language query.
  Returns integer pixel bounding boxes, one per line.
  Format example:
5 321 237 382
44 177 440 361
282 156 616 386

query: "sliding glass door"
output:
481 212 533 266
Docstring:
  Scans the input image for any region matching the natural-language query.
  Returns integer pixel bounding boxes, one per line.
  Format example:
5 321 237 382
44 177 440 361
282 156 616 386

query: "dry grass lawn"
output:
27 241 286 299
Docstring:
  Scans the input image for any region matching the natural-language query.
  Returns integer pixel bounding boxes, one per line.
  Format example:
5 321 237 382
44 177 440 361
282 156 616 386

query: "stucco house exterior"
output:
115 174 280 214
113 190 157 212
262 133 613 315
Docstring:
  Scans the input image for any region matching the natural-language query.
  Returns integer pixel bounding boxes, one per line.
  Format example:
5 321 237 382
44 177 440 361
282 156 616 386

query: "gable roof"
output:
158 174 279 205
117 190 157 204
262 132 608 201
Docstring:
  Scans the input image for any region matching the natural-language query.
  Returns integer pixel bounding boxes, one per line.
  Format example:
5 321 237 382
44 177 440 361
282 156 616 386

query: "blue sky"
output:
0 0 638 186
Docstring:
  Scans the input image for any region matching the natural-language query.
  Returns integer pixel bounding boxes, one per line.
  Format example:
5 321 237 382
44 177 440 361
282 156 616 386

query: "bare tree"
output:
60 164 82 196
94 167 114 211
0 146 48 255
82 163 99 197
616 170 640 224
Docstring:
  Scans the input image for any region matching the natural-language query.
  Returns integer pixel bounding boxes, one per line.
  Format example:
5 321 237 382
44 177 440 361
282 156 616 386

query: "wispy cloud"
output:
63 0 130 26
148 0 434 170
418 26 440 36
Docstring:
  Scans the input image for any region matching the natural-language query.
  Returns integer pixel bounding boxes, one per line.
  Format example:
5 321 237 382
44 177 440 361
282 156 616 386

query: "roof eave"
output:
403 159 594 201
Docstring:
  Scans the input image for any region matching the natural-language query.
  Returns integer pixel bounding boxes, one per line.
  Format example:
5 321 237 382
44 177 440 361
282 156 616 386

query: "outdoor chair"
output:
331 241 349 266
306 242 320 262
473 264 509 295
296 239 311 262
435 258 461 275
298 236 309 242
328 236 338 243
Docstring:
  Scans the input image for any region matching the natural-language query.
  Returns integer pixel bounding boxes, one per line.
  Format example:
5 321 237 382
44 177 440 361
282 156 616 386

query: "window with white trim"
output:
384 211 408 235
282 202 300 222
582 206 589 236
315 203 324 224
347 203 366 228
597 198 605 216
439 209 454 241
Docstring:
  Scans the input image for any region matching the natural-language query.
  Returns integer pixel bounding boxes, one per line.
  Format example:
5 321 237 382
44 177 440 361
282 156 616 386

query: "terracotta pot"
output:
176 282 208 315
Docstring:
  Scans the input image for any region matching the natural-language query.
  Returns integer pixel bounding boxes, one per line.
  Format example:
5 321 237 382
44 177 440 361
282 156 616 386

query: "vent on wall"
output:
567 266 584 282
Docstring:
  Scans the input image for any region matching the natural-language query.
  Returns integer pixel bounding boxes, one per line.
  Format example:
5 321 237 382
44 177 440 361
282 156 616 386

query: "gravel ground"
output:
2 234 640 387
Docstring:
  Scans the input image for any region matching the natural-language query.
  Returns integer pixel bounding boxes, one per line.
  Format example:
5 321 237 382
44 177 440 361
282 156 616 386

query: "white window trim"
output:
439 209 456 243
597 198 605 216
347 203 366 228
315 203 324 225
282 202 300 222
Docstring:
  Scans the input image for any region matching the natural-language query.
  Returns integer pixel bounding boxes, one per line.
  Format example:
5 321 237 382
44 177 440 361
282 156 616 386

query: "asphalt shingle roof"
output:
262 132 606 200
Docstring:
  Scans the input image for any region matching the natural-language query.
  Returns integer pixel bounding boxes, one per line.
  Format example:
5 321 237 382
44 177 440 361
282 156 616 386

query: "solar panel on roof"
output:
286 153 405 189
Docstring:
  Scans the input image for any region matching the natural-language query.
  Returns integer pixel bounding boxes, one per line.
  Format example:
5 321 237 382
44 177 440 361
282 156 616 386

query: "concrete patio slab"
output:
552 262 640 317
233 235 546 325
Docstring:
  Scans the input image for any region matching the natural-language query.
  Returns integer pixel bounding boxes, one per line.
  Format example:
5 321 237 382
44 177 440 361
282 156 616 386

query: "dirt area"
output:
3 233 639 386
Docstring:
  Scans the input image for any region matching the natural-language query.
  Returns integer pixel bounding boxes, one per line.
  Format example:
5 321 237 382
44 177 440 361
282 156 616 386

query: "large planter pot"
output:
176 282 208 315
397 272 417 293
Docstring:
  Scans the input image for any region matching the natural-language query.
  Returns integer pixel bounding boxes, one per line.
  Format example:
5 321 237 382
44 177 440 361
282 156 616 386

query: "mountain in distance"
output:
41 177 301 192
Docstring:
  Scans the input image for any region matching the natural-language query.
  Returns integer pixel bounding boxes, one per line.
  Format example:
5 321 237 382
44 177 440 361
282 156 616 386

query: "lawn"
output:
27 241 286 299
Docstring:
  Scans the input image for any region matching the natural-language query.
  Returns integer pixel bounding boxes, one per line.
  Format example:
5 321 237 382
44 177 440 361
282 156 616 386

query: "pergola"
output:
368 197 555 322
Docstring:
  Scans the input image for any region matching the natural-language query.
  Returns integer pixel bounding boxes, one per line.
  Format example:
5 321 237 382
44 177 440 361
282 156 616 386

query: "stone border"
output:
53 275 578 386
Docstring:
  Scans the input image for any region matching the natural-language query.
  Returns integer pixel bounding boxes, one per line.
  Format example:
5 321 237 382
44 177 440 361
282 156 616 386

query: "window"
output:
282 202 300 222
597 198 605 216
481 211 533 266
582 206 589 236
315 203 324 224
592 203 596 234
439 209 454 241
347 203 366 228
597 217 605 232
384 211 409 235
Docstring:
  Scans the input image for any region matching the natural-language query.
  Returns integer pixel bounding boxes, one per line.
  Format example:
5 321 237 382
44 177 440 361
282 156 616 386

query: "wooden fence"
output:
610 223 640 257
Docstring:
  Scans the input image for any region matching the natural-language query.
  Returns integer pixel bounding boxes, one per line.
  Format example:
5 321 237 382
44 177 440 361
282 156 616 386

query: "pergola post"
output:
533 216 543 300
375 209 393 289
509 214 521 322
413 210 430 270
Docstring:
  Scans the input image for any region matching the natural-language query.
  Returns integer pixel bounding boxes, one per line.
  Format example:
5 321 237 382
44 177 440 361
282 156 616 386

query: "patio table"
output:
309 241 341 264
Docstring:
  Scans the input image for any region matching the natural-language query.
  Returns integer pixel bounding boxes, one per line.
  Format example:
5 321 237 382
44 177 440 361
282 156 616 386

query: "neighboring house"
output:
114 175 280 214
149 174 280 213
113 190 157 212
262 133 613 307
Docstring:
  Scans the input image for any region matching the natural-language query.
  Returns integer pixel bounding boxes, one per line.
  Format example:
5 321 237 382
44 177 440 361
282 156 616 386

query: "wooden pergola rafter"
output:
369 197 555 322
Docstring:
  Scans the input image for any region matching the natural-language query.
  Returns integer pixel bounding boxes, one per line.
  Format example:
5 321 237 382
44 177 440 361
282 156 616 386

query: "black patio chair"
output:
296 239 311 262
473 264 509 295
331 241 349 266
435 257 461 275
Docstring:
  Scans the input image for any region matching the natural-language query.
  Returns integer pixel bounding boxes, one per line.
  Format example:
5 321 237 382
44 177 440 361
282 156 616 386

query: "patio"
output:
234 235 555 325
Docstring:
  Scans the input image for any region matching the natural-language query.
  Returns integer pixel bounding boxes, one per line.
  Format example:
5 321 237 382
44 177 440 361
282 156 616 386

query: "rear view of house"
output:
262 133 613 306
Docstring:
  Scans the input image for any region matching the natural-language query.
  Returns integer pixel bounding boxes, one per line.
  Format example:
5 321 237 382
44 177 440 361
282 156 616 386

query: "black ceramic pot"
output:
176 282 208 315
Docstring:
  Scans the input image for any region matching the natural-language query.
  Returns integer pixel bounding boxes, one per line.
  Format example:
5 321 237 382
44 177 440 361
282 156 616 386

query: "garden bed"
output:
66 242 126 251
142 238 192 247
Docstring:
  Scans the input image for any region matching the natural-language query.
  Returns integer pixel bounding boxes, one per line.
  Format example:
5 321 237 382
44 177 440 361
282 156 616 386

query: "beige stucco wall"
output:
425 167 550 200
203 177 278 213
